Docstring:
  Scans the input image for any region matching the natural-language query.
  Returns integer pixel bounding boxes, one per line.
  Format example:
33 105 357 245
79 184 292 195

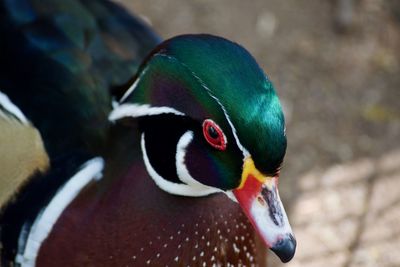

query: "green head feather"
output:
125 34 286 188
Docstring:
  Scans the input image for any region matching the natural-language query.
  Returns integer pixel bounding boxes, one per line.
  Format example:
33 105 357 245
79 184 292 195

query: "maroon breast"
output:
35 128 267 266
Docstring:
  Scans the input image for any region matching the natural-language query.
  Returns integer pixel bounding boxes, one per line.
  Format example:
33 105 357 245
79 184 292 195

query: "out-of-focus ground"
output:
121 0 400 266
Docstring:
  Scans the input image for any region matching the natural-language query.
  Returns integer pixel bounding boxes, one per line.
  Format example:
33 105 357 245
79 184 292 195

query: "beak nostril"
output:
256 196 265 206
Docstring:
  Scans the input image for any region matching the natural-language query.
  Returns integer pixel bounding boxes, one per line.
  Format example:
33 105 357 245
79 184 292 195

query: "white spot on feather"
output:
233 243 240 254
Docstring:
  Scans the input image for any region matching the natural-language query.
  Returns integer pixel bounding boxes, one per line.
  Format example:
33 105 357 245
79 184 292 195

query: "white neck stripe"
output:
141 133 219 197
16 157 105 267
175 131 221 194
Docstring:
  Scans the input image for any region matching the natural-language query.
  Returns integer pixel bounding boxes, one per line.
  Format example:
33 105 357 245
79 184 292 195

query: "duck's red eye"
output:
202 119 227 151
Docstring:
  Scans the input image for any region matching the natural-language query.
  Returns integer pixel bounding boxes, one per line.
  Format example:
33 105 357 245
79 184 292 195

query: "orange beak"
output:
233 157 296 263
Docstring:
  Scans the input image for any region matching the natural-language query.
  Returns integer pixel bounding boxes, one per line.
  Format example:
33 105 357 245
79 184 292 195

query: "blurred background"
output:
120 1 400 266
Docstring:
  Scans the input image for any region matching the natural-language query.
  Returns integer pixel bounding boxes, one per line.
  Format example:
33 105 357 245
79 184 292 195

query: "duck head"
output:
110 34 296 263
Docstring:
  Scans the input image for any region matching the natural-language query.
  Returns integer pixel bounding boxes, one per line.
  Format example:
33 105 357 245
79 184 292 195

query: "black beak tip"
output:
271 234 297 263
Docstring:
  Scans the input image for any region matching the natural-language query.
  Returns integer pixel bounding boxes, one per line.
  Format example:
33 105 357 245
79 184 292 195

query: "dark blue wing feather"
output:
0 0 160 158
0 1 160 264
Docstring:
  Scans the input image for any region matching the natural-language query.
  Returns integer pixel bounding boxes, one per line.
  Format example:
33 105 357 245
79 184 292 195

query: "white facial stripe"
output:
208 94 250 158
141 133 218 197
175 131 221 195
192 82 249 157
16 157 105 267
0 91 28 124
119 65 150 103
109 103 184 121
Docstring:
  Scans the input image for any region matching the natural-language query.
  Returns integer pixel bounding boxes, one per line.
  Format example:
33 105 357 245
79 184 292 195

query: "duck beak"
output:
232 157 296 263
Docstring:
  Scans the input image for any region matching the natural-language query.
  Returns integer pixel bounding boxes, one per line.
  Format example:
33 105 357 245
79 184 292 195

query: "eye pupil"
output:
207 126 219 139
202 119 227 151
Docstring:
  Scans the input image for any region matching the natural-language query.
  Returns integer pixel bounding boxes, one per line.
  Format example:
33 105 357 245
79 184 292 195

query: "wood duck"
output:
0 0 296 266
